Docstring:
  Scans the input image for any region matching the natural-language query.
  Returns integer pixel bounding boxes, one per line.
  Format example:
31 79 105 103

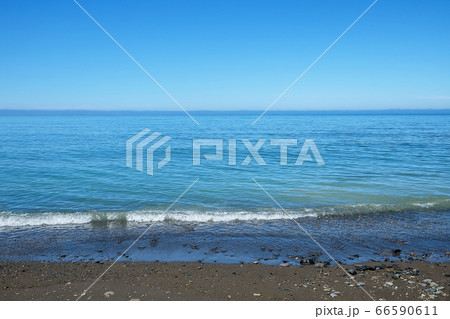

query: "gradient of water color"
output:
0 113 449 263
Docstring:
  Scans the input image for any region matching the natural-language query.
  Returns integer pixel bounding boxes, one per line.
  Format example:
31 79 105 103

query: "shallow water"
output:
1 211 448 264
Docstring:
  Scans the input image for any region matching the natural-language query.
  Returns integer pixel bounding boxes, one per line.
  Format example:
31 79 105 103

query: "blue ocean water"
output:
0 112 449 263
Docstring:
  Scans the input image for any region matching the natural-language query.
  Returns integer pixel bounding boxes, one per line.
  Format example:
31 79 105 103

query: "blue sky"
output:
1 0 449 111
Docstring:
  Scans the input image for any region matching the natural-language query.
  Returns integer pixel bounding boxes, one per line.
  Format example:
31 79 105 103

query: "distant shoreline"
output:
1 109 449 116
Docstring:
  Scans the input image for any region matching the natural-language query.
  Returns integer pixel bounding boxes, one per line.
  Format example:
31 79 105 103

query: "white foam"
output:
0 211 92 227
412 202 436 208
0 198 448 228
0 210 317 227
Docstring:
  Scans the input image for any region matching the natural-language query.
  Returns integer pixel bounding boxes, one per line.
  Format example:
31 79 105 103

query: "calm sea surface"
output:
0 113 449 263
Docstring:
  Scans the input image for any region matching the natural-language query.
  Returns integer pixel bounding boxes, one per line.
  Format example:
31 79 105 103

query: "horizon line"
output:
1 108 449 114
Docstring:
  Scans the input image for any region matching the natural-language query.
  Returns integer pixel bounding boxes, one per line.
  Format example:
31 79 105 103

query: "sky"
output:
1 0 449 111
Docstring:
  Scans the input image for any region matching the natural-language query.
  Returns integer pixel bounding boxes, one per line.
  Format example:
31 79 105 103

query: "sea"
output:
0 111 449 264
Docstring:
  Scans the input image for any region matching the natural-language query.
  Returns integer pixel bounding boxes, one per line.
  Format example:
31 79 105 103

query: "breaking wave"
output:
0 198 449 228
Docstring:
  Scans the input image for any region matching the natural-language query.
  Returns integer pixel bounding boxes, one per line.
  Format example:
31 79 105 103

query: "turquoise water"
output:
0 113 449 263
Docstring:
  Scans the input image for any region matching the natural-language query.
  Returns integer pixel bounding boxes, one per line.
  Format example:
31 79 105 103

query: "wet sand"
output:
0 261 448 301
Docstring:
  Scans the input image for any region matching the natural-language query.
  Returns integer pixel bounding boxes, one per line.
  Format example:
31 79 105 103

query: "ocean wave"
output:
0 210 317 227
0 198 449 227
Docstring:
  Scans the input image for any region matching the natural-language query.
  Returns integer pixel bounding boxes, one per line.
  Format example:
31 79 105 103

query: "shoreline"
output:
2 210 449 265
1 260 448 301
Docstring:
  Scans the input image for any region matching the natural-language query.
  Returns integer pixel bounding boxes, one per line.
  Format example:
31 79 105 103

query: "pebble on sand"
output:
104 291 114 298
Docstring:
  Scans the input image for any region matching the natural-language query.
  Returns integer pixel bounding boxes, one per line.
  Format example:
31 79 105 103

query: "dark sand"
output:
0 261 448 301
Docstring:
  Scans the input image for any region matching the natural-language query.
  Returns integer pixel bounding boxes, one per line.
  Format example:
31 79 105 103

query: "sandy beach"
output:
1 261 448 301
